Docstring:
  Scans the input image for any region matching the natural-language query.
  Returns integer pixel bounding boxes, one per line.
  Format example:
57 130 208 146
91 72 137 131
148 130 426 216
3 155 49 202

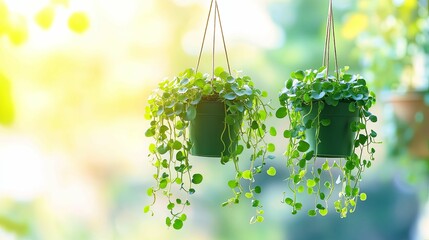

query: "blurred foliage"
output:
0 73 14 125
347 0 429 90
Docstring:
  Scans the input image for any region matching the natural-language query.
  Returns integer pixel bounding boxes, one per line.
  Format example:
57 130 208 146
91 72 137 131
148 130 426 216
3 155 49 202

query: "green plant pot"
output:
303 101 359 158
190 99 241 157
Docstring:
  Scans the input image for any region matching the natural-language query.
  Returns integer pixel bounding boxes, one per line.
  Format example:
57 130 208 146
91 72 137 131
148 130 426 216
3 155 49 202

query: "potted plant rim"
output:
144 67 274 229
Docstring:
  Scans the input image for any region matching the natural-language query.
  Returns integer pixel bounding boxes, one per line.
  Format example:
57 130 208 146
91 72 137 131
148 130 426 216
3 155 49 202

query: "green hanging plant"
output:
276 0 379 218
144 67 274 229
277 66 378 217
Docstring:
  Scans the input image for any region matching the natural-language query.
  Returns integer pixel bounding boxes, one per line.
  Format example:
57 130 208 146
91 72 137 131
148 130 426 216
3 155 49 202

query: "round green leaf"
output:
298 140 310 152
173 219 183 230
267 167 276 176
308 209 317 216
228 180 238 188
360 193 367 201
185 105 196 121
319 208 328 216
267 143 275 153
236 144 244 155
242 170 252 180
192 174 203 184
369 115 378 122
159 179 168 189
269 127 277 136
143 205 150 213
276 107 287 118
146 187 153 196
224 92 237 100
167 202 175 210
306 179 316 188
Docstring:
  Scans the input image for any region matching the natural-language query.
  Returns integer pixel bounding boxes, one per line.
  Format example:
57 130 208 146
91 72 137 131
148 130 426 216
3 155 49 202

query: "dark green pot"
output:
190 99 241 157
302 101 359 158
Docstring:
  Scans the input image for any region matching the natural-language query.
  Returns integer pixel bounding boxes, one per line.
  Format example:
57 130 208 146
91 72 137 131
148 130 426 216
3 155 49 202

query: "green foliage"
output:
278 66 378 217
145 67 273 229
348 0 428 90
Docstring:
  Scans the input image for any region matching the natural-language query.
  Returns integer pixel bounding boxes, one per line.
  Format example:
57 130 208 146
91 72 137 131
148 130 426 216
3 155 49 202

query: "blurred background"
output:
0 0 428 239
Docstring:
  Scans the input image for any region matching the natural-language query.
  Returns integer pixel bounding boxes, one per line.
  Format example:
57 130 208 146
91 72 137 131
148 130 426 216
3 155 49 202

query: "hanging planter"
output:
276 0 379 217
386 90 429 159
144 0 274 229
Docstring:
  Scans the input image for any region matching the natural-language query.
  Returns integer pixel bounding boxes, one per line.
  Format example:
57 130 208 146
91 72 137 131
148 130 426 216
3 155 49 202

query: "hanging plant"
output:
276 0 379 218
144 0 274 230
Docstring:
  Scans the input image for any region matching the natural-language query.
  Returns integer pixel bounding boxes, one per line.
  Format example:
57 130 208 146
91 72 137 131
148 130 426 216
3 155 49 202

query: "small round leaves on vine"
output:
167 203 175 210
308 209 317 217
267 143 275 153
283 130 292 138
276 107 287 118
360 193 367 201
159 179 168 189
245 192 253 199
252 200 260 207
192 174 203 184
297 140 310 152
319 208 328 216
306 179 316 188
242 170 252 180
269 127 277 136
285 198 293 206
267 167 276 176
147 187 154 197
369 115 378 122
228 180 238 189
143 205 150 213
173 219 183 230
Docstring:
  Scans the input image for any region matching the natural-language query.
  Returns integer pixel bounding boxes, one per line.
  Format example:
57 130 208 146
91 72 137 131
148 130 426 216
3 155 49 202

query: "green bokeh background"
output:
0 0 428 239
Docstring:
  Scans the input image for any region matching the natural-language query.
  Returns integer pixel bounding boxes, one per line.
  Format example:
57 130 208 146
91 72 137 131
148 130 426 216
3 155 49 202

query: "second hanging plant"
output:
276 0 379 218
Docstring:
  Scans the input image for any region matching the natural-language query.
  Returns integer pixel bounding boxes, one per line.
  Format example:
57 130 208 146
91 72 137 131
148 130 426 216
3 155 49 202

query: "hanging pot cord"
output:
195 0 232 79
323 0 339 80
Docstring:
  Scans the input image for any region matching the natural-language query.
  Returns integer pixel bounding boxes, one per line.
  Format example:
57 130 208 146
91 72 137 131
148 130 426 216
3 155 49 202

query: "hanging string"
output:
323 0 339 80
212 1 217 79
322 4 331 75
330 0 339 80
196 0 214 73
195 0 232 78
215 0 232 75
